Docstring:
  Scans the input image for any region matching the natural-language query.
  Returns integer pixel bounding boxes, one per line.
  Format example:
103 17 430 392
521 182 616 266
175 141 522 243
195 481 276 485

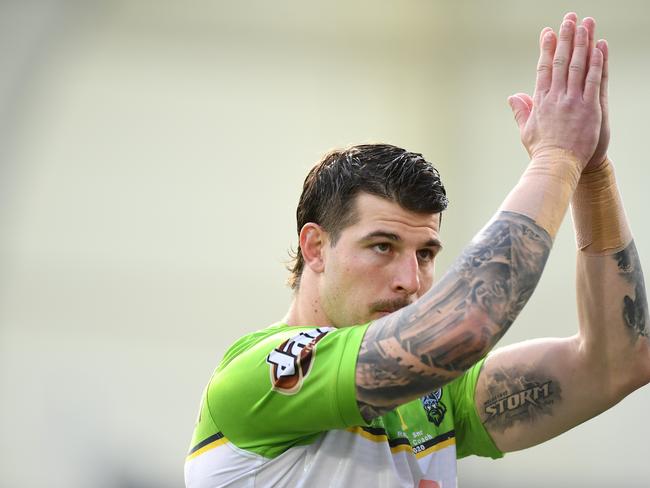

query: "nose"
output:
391 253 420 296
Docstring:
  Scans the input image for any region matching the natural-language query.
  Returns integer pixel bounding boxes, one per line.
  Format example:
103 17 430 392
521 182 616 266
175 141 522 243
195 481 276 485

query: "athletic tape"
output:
571 159 632 255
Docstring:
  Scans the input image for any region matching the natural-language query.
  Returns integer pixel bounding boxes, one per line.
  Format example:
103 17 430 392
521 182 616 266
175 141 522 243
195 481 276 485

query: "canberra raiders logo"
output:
421 389 447 426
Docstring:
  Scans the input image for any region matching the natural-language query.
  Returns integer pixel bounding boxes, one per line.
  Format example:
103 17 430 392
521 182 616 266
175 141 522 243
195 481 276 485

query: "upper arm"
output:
208 325 368 454
474 240 650 453
474 335 613 453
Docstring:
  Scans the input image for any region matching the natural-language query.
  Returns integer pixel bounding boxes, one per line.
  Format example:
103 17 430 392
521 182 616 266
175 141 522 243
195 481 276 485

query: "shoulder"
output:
217 323 303 369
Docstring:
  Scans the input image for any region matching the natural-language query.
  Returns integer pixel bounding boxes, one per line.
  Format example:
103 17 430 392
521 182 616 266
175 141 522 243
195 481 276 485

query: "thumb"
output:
512 92 534 112
508 95 531 131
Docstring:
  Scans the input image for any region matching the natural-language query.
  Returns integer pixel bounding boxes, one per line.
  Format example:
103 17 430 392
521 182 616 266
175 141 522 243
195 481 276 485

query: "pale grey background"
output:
0 0 648 487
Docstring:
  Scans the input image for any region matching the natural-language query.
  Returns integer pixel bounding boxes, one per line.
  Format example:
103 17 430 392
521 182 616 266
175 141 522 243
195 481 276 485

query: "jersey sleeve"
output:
206 324 370 458
448 357 504 459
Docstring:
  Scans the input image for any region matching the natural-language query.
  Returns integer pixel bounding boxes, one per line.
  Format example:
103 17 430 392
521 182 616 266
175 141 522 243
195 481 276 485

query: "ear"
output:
299 223 327 274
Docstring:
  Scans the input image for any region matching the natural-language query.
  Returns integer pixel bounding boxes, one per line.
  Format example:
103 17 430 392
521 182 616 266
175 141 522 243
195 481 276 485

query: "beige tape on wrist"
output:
571 159 632 255
500 149 582 239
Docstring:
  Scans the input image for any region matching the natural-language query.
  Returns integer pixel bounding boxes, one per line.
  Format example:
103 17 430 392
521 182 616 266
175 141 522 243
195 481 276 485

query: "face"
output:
319 192 442 327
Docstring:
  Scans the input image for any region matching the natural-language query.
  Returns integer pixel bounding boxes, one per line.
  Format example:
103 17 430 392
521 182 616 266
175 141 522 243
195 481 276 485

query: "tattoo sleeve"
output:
613 241 649 341
356 211 553 421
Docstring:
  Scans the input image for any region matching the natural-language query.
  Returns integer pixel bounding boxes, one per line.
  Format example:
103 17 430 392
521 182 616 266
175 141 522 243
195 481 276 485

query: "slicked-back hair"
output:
288 143 448 289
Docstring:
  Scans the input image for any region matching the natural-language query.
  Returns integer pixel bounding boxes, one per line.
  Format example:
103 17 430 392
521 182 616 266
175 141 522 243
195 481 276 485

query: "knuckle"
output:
553 56 567 67
537 63 552 73
568 64 583 73
534 88 549 97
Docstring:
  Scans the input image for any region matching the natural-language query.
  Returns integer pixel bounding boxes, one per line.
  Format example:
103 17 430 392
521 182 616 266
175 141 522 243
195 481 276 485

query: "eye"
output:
372 243 392 254
417 249 435 263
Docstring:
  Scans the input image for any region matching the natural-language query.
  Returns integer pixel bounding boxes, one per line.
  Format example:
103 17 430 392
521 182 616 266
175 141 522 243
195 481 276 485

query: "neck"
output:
283 282 332 327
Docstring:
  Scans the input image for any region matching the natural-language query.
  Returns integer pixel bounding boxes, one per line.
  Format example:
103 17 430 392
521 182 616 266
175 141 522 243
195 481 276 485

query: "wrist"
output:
530 146 586 169
500 149 582 239
582 155 610 174
527 148 583 179
571 159 632 254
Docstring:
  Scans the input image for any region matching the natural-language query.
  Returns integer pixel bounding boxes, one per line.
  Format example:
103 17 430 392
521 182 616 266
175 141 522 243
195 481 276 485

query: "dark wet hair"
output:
288 143 448 289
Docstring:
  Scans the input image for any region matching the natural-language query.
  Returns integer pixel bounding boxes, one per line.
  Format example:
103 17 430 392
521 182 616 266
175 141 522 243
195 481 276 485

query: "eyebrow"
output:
360 230 443 250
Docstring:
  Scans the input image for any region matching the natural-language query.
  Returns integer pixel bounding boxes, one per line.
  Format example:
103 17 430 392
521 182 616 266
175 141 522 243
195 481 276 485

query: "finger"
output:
508 95 532 131
567 25 589 97
563 12 578 24
551 19 576 93
597 39 609 108
583 48 604 102
513 92 534 112
581 17 595 78
539 26 553 47
534 30 557 100
582 17 595 61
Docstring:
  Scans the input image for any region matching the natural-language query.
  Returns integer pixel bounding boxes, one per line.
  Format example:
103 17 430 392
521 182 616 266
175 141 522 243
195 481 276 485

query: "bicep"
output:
475 335 613 452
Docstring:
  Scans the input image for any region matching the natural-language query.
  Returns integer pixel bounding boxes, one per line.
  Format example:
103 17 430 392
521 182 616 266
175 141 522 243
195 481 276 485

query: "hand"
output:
507 13 604 170
568 15 610 171
585 35 610 171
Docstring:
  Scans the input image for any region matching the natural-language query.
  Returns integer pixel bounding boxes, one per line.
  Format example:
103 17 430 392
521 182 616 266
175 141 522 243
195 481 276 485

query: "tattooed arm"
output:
473 15 650 452
473 186 650 453
355 14 605 421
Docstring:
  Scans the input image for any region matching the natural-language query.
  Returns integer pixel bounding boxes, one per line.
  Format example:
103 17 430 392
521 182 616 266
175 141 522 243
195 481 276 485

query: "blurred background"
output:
1 0 648 486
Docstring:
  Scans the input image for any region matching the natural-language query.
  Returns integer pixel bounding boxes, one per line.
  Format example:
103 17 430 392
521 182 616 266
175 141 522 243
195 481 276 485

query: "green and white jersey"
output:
185 323 503 488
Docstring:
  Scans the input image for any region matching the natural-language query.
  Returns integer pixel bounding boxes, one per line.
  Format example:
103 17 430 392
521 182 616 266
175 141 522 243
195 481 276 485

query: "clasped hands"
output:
508 12 610 173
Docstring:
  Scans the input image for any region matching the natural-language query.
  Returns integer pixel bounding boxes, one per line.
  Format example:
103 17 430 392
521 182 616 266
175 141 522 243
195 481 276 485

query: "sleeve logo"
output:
266 327 334 395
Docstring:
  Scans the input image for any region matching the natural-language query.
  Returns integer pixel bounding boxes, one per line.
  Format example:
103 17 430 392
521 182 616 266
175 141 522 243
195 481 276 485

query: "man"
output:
185 13 649 487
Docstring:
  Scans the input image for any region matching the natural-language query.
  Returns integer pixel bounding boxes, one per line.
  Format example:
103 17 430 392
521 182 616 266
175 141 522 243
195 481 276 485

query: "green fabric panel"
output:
188 383 220 452
450 357 504 459
188 324 293 452
204 323 370 458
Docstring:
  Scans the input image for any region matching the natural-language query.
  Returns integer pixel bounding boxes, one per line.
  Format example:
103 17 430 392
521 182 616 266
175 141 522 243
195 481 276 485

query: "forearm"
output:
356 152 581 419
572 160 650 398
